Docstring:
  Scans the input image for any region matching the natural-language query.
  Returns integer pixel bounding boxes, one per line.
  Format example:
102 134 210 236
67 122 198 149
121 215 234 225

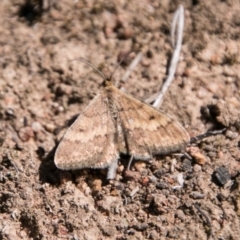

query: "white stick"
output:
153 5 184 108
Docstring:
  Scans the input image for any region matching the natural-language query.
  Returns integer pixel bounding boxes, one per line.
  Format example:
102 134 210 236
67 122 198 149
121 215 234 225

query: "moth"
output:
54 69 190 179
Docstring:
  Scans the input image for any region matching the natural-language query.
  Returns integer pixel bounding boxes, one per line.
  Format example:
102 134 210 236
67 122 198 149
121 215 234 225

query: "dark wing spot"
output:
149 115 155 120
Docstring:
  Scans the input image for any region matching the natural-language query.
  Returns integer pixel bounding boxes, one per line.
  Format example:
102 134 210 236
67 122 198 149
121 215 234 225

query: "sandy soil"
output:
0 0 240 239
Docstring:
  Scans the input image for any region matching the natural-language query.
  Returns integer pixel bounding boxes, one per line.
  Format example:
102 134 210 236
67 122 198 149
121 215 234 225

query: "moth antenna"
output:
109 51 134 81
71 53 134 83
70 58 107 81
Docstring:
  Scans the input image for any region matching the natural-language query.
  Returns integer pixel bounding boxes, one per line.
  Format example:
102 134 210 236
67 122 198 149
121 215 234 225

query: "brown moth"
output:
54 78 190 179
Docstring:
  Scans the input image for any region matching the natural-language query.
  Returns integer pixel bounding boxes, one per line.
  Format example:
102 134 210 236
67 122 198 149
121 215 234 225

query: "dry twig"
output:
153 5 184 108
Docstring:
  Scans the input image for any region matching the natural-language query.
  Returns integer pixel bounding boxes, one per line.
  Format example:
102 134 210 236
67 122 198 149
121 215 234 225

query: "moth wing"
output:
109 86 190 159
54 93 118 170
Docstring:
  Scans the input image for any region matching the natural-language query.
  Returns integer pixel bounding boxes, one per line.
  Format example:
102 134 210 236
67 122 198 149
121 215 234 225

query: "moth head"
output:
103 78 113 87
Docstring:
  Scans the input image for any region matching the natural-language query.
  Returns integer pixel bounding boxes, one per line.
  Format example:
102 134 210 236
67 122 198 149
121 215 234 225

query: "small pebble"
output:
141 177 149 186
5 108 15 117
31 122 42 133
197 87 208 99
110 189 119 196
148 175 158 184
119 27 133 39
181 158 193 172
156 182 169 190
193 164 202 172
134 161 146 173
225 130 238 140
133 223 148 231
44 123 55 133
175 209 186 221
154 169 166 178
91 179 102 192
18 126 34 142
124 170 141 182
186 146 206 165
190 191 205 199
212 166 231 186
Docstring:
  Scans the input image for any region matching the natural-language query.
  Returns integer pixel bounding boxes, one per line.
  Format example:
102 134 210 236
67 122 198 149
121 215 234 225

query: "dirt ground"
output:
0 0 240 239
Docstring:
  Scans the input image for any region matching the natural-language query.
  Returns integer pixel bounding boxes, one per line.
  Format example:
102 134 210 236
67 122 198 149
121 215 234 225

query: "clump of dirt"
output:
0 0 240 239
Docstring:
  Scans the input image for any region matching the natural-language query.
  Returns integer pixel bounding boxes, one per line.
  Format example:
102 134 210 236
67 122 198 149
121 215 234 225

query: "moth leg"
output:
127 155 134 170
107 158 119 179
